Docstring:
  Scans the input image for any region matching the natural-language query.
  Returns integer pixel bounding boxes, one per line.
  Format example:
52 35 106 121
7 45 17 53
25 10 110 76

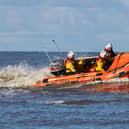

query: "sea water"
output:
0 52 129 129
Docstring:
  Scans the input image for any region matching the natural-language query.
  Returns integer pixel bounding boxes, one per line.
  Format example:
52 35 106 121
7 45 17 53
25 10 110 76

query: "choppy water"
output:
0 52 129 129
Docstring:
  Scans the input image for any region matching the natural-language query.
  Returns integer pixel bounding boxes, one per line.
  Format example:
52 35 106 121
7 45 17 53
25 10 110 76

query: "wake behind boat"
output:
33 52 129 87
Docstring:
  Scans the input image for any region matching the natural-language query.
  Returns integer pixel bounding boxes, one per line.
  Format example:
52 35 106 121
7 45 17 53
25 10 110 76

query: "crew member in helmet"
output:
64 51 77 75
105 43 116 57
95 50 107 72
104 43 116 66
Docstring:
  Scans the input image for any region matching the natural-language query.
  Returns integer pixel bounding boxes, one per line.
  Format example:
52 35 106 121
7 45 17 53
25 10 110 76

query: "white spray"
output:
0 62 54 87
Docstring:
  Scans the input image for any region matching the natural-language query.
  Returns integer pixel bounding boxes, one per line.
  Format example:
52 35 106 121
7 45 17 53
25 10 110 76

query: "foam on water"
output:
0 62 53 87
42 100 65 104
103 78 129 83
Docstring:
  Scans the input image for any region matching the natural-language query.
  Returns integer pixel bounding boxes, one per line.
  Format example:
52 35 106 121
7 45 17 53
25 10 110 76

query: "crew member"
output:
95 50 107 72
104 43 116 66
64 51 77 75
77 59 83 73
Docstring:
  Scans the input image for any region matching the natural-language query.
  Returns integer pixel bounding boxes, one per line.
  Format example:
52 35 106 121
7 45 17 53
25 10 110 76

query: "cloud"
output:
0 31 39 45
0 31 41 36
1 2 127 34
96 32 129 51
0 0 129 51
0 0 42 7
0 36 16 43
0 0 119 8
40 6 90 25
113 0 129 7
97 33 129 41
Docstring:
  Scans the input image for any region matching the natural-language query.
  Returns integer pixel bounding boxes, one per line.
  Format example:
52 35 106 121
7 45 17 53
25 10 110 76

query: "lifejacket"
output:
95 56 106 72
95 56 105 64
64 57 76 73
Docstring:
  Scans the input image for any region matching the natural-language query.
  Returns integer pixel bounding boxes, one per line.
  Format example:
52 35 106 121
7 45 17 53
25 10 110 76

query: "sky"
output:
0 0 129 52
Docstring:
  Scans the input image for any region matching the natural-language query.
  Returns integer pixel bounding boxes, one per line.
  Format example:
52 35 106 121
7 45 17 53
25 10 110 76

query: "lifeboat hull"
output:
33 53 129 87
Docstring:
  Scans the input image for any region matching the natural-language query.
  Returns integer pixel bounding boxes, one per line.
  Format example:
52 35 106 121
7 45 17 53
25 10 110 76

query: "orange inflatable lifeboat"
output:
33 53 129 87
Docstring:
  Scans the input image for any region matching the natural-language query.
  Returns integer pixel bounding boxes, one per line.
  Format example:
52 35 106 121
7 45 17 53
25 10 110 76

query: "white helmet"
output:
106 43 112 50
68 51 74 59
100 50 107 58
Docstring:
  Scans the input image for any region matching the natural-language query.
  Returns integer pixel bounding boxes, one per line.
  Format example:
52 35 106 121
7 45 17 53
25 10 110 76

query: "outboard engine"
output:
50 59 65 76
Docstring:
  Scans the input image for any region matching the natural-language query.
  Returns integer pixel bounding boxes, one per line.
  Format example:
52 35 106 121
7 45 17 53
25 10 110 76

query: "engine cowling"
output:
50 59 65 76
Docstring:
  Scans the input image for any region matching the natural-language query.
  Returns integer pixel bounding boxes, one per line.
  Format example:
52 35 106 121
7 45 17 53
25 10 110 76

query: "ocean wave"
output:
0 62 53 87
